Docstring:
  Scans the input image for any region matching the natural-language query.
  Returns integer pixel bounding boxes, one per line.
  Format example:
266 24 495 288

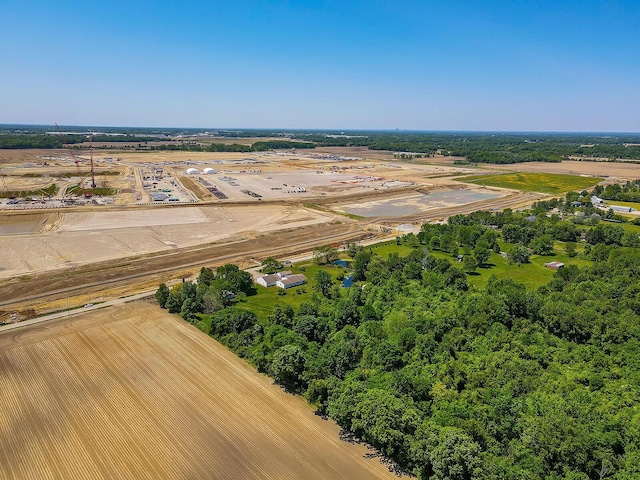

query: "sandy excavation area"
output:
0 204 335 279
0 301 398 479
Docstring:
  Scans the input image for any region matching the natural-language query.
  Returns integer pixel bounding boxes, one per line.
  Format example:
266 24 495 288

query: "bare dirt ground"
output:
0 147 617 317
0 221 374 317
0 204 335 280
0 300 398 479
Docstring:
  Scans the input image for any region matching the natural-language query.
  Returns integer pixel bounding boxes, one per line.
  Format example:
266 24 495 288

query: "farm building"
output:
185 168 200 175
256 271 294 287
610 205 636 213
277 274 307 289
591 196 605 206
257 274 280 287
545 261 565 270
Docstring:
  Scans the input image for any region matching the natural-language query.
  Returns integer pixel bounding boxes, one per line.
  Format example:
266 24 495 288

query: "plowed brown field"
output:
0 301 398 479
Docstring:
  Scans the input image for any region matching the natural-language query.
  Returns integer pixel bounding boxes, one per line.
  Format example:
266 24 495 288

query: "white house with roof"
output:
276 274 307 289
256 270 295 287
257 274 280 287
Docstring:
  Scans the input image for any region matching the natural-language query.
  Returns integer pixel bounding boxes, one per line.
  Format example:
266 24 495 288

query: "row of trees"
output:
6 130 640 164
156 193 640 479
177 239 640 479
155 264 253 320
289 133 640 163
595 180 640 202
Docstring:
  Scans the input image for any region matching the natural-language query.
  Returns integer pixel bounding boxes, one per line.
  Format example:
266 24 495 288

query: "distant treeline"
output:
3 129 640 164
297 133 640 163
0 135 64 149
150 140 315 153
0 133 159 149
151 143 252 152
251 140 315 151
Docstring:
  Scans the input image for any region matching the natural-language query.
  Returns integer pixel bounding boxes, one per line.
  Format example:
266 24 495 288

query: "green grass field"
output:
238 262 350 320
620 222 640 234
228 238 595 321
370 239 593 290
458 172 600 194
606 200 640 208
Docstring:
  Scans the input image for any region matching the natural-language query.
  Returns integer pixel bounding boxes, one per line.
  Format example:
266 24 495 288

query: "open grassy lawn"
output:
369 241 416 257
605 200 640 210
458 172 600 194
368 241 593 290
460 248 592 290
239 262 350 321
234 239 595 320
620 222 640 234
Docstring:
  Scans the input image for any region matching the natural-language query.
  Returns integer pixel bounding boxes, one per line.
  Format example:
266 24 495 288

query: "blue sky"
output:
1 1 638 131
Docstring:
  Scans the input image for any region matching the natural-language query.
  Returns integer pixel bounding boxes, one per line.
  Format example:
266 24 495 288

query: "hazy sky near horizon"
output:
1 1 639 131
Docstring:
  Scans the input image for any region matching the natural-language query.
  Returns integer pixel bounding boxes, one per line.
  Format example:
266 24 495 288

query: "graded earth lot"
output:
1 147 625 317
0 301 397 480
0 204 335 279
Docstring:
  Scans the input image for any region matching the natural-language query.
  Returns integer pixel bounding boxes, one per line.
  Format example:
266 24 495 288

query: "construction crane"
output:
89 129 97 188
55 123 92 198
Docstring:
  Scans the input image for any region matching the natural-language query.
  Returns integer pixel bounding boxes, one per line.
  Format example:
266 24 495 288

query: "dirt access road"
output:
0 301 399 479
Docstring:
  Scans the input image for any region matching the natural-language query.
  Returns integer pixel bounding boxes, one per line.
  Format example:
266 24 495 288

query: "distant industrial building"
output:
185 168 200 175
151 192 167 201
610 205 636 213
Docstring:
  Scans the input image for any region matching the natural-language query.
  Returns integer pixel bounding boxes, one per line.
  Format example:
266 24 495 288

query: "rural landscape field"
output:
3 0 640 475
0 300 398 479
2 127 640 478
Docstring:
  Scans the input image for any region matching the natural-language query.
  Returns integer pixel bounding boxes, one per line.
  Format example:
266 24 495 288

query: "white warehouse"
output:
185 168 200 175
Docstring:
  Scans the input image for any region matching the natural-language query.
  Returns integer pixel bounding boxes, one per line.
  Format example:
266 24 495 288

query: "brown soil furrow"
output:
0 303 397 479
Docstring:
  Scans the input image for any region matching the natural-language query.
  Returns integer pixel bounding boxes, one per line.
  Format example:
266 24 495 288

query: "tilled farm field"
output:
0 301 397 479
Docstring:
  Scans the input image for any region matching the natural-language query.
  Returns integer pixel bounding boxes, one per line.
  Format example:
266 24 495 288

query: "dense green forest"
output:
156 188 640 479
3 126 640 164
150 142 252 152
595 181 640 202
0 134 65 149
149 140 316 152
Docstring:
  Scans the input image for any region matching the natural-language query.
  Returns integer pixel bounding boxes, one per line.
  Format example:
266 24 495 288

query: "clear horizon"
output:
3 124 640 136
2 1 638 132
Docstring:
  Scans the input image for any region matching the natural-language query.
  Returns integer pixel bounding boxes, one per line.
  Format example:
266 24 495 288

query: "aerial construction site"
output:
0 141 564 319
